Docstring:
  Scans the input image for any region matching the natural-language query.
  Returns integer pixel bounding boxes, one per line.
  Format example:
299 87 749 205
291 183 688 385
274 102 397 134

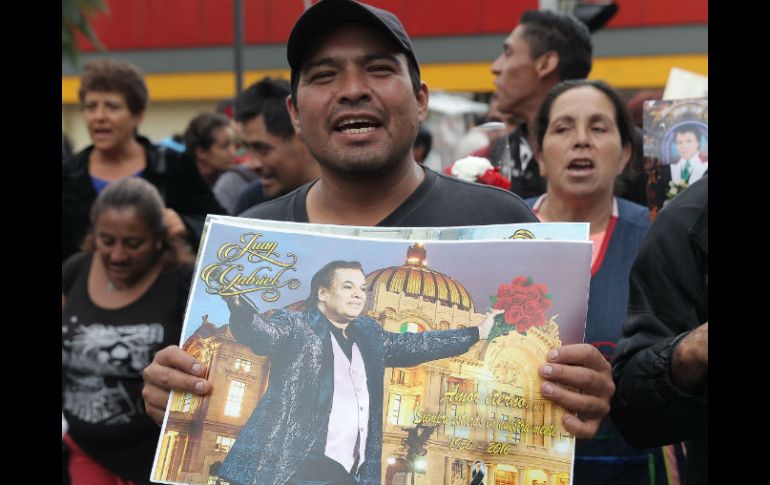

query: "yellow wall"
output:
62 54 708 104
62 54 707 149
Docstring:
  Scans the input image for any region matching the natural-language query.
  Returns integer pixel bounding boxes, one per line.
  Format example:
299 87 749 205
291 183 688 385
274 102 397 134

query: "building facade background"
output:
62 0 708 152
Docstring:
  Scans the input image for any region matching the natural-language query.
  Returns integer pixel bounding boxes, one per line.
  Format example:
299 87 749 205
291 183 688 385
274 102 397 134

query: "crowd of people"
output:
62 1 707 485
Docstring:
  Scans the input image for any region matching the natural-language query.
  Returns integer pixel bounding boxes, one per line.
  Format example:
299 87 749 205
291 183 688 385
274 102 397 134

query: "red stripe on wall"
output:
77 0 707 51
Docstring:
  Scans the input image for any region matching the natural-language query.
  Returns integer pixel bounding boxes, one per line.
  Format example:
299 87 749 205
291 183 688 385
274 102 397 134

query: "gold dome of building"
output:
366 243 474 312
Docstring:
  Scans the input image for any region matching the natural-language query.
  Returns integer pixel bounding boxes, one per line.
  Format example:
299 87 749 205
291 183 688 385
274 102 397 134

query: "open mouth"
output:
334 117 382 135
92 128 112 137
567 159 595 171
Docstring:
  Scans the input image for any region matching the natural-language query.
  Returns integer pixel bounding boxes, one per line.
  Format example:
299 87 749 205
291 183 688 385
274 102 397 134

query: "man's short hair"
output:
183 112 231 154
234 77 295 139
78 58 149 115
519 10 593 81
308 260 365 307
675 125 701 146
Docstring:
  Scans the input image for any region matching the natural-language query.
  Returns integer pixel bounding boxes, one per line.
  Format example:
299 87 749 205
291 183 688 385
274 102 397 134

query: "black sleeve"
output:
175 263 195 324
62 252 89 295
611 176 708 448
161 263 195 350
162 151 228 249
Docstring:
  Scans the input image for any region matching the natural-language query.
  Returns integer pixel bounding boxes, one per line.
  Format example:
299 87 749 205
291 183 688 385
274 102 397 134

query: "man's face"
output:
491 25 542 116
197 125 236 173
675 131 700 161
288 25 429 176
239 115 314 198
318 268 367 324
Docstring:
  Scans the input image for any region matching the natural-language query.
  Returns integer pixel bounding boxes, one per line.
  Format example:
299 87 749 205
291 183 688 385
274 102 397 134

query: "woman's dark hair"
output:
535 79 635 160
78 58 149 115
183 112 232 154
82 177 180 265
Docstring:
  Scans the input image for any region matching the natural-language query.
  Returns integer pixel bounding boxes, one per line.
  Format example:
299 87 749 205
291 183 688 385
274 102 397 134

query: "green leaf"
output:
62 0 110 66
486 323 509 344
545 293 553 299
489 295 497 305
487 318 513 344
526 276 533 286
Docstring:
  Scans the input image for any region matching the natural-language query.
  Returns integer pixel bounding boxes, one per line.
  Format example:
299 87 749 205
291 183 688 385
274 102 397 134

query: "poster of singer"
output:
152 217 592 485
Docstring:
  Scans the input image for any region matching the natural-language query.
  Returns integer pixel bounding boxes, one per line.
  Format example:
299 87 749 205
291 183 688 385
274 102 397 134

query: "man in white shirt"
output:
669 125 708 185
218 260 497 485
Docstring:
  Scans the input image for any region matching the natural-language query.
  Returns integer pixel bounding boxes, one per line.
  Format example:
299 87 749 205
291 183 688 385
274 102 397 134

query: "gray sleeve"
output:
213 172 248 215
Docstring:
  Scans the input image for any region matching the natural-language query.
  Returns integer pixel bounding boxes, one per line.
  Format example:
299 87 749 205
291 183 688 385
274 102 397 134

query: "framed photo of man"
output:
642 98 708 217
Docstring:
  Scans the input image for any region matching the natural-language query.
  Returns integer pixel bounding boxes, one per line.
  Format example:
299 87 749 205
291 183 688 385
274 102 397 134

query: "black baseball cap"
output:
287 0 420 88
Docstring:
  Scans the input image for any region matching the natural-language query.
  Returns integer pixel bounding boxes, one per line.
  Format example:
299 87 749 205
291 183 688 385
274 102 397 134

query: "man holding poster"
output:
142 1 615 481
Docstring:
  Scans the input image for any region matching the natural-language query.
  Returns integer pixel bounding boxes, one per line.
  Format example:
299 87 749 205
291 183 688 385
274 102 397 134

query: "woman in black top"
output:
62 177 193 485
62 58 225 263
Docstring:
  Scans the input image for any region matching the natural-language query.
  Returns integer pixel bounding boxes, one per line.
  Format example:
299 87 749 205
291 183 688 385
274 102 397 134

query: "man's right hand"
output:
671 321 708 396
142 345 213 425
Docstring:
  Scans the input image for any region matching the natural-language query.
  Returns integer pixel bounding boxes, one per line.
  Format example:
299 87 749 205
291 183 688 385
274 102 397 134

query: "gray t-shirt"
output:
239 166 537 225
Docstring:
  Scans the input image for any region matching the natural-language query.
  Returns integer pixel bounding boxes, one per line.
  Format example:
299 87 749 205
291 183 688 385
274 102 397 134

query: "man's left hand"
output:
539 343 614 439
477 309 504 340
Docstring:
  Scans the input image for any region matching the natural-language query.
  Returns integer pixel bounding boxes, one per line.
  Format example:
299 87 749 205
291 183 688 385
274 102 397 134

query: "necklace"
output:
106 280 128 292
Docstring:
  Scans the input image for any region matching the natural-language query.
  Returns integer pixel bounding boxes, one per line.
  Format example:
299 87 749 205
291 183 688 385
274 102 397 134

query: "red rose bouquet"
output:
487 276 554 342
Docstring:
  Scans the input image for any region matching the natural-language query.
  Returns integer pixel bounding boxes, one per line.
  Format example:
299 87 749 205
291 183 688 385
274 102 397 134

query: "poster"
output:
152 217 592 485
642 97 708 216
210 216 590 242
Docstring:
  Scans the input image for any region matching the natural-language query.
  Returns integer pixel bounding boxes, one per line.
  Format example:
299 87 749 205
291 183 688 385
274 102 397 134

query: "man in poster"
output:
470 460 487 485
668 125 708 186
219 260 497 485
655 124 708 209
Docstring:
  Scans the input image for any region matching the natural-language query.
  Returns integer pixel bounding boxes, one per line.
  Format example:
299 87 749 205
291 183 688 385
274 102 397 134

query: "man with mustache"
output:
142 2 615 484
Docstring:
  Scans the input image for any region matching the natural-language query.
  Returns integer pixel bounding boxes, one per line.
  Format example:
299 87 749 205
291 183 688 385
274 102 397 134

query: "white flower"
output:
450 156 494 182
666 180 689 199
